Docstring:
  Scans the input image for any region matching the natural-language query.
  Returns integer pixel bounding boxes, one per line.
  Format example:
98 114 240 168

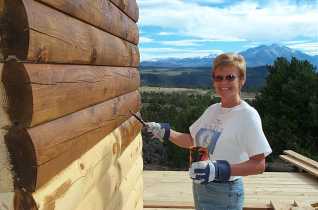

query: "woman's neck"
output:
221 96 241 108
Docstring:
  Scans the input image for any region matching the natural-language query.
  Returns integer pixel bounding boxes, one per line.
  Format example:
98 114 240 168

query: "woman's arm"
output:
230 153 266 176
169 130 194 149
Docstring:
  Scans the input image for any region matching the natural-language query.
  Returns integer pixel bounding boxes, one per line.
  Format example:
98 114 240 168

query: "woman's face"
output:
213 65 244 102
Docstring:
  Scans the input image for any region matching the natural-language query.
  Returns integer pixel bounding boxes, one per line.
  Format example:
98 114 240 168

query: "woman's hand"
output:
189 160 231 184
143 122 171 142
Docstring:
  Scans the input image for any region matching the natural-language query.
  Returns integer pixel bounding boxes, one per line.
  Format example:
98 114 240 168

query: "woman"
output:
145 53 272 210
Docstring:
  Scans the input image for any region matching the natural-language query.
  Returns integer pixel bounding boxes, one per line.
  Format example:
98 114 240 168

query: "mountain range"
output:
140 44 318 68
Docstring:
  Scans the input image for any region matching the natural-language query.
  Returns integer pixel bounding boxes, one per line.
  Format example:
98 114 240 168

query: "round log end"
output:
14 189 38 210
2 60 33 127
5 127 37 192
0 0 29 60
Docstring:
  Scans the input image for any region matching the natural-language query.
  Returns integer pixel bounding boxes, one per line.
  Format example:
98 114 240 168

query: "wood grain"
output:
110 0 139 22
3 61 140 127
1 0 139 66
35 0 139 44
32 132 142 210
5 91 141 191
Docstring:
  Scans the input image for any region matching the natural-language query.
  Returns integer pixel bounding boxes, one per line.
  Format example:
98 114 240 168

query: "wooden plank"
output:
144 201 194 209
35 0 139 44
280 155 318 177
3 61 140 127
284 150 318 169
270 200 292 210
293 200 315 210
32 128 142 210
144 171 318 210
144 201 272 210
5 91 141 192
110 0 139 22
1 0 139 66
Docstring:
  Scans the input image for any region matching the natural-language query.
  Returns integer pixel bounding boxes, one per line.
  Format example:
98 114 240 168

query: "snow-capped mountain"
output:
140 44 318 68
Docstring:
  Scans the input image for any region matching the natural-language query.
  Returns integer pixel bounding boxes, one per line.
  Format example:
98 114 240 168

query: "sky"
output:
137 0 318 61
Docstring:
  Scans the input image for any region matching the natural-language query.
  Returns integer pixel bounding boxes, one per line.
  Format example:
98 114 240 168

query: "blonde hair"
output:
212 53 246 81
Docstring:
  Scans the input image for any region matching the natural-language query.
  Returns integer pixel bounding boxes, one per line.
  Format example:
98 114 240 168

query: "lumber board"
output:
280 155 318 177
143 201 273 210
3 61 140 127
284 150 318 169
144 171 318 210
293 200 315 210
110 0 139 22
5 91 141 192
270 200 293 210
32 127 142 210
35 0 139 44
1 0 139 66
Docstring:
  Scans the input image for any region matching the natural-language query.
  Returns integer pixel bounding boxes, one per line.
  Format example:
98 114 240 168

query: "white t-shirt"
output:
189 100 272 180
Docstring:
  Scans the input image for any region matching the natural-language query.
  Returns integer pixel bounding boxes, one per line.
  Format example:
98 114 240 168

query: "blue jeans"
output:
192 178 244 210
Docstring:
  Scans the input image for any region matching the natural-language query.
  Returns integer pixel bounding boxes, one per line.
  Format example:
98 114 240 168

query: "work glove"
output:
143 122 171 143
189 160 231 184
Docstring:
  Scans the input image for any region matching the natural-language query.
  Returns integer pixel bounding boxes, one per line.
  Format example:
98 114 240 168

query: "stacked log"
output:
0 0 142 209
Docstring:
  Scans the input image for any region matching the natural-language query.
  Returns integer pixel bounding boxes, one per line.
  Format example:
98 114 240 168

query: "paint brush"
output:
129 110 147 127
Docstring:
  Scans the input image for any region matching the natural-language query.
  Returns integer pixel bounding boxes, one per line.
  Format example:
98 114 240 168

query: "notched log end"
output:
3 61 33 127
5 127 37 193
0 0 29 60
14 189 38 210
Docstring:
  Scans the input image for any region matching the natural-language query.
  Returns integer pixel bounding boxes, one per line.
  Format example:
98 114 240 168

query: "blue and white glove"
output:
144 122 171 143
189 160 231 184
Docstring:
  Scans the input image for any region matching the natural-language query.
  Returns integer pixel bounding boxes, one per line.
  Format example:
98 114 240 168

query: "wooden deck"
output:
143 171 318 210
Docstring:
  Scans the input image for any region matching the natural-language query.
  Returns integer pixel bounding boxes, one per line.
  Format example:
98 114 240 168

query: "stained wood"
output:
35 0 139 44
32 123 142 210
110 0 139 22
3 61 140 127
1 0 139 66
5 91 141 192
280 155 318 177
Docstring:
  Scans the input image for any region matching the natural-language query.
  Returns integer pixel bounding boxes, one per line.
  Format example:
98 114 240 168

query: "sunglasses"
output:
212 74 237 82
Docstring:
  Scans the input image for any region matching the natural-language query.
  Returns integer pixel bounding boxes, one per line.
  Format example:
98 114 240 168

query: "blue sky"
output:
137 0 318 61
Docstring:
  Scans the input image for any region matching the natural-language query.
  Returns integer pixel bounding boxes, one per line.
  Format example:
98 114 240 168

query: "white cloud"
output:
137 0 318 42
158 32 176 36
139 37 154 44
286 42 318 56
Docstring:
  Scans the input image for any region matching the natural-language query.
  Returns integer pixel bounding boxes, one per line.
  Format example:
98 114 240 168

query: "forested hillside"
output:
141 57 318 170
140 66 268 91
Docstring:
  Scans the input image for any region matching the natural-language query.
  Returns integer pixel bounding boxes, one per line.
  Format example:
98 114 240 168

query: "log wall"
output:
0 0 142 209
